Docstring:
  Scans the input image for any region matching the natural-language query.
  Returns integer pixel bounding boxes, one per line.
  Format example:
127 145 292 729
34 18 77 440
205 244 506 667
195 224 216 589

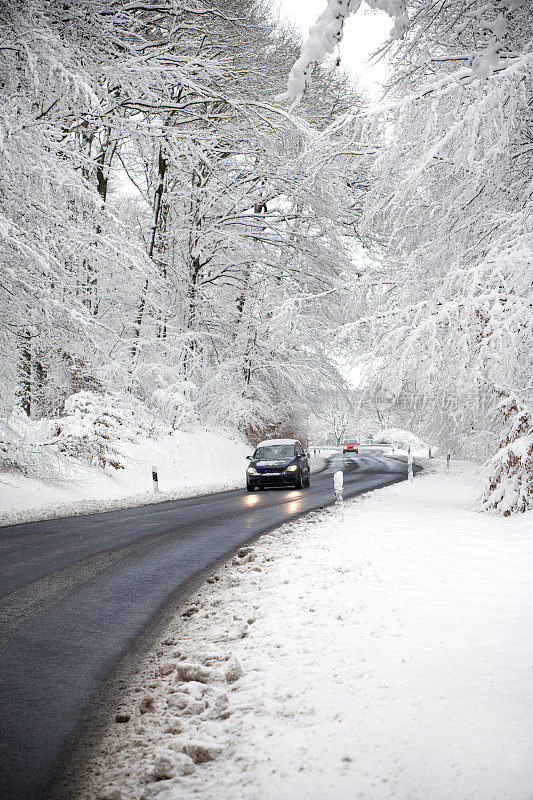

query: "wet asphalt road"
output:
0 448 408 800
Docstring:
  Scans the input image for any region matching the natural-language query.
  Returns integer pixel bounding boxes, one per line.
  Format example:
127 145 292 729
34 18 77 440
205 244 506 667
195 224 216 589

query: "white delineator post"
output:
334 470 344 503
152 465 159 492
408 453 413 482
446 452 451 472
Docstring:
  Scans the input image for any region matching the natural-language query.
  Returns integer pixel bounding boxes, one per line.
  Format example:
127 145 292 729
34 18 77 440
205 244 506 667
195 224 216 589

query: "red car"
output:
342 439 359 454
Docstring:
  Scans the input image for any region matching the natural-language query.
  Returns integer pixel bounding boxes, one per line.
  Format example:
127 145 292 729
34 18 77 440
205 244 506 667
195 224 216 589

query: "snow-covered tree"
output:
1 0 368 476
116 0 366 436
279 0 533 514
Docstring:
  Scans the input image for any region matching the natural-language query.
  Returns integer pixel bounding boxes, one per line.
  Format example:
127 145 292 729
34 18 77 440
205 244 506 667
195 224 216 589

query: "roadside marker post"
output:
408 453 413 482
152 465 159 492
334 470 344 503
446 452 451 472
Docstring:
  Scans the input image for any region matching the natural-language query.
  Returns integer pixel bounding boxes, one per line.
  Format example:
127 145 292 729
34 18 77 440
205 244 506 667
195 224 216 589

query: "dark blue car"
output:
246 438 310 491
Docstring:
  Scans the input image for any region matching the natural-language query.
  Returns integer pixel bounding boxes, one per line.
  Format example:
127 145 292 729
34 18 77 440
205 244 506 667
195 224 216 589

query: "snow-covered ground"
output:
77 460 533 800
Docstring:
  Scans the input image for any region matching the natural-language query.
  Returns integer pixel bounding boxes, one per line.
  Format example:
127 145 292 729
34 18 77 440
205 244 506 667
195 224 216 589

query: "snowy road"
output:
0 449 408 800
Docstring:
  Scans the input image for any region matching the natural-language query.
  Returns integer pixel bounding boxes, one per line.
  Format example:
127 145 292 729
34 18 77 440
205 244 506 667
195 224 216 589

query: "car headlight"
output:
247 467 258 474
285 464 298 472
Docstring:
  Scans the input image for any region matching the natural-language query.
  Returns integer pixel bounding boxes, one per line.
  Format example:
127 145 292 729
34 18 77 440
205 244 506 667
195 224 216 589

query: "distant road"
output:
0 448 409 800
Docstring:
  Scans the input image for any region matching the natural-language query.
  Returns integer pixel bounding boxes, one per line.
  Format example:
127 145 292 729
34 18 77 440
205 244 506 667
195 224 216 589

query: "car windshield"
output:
344 440 357 444
254 445 294 460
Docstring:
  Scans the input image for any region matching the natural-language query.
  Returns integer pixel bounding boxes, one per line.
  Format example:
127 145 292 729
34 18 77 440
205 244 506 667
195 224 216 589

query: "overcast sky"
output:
277 0 391 98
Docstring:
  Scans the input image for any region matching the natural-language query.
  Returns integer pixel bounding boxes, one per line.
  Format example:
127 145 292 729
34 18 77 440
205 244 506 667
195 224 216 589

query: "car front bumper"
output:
248 471 297 487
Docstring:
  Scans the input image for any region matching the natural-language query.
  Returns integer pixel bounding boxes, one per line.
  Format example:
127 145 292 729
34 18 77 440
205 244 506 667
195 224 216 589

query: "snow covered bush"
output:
151 382 198 431
53 393 124 470
376 428 428 452
0 409 61 481
482 396 533 516
51 392 165 471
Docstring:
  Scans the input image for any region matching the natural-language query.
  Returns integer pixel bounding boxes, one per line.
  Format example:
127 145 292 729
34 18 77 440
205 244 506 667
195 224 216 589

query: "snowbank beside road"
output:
0 429 251 526
75 460 533 800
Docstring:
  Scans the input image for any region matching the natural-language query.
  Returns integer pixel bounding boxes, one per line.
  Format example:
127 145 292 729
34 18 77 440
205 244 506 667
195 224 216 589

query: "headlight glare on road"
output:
247 467 258 474
285 464 298 472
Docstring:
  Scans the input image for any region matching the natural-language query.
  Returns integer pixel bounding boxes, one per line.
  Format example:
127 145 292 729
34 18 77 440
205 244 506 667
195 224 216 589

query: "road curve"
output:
0 449 408 800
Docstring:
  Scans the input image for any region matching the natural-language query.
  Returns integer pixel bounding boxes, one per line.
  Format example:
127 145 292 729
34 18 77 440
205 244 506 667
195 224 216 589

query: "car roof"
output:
256 438 299 447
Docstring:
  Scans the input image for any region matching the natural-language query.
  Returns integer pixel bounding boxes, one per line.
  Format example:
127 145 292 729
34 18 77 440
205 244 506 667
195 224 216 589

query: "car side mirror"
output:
246 455 253 460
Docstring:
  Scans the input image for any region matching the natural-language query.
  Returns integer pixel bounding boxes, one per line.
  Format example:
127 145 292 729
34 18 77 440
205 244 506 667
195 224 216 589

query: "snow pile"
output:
54 391 160 470
75 462 533 800
372 427 429 455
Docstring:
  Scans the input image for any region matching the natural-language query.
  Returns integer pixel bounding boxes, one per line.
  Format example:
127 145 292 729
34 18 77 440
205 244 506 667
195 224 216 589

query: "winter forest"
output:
1 0 532 515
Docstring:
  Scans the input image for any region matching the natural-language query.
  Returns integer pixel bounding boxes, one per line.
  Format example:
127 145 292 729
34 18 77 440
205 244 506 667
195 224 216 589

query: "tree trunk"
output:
33 356 46 417
18 330 32 417
131 145 167 364
82 128 116 317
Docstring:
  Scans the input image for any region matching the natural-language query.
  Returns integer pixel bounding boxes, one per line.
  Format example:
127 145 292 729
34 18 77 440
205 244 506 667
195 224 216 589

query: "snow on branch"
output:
276 0 530 109
275 0 408 108
275 0 362 108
